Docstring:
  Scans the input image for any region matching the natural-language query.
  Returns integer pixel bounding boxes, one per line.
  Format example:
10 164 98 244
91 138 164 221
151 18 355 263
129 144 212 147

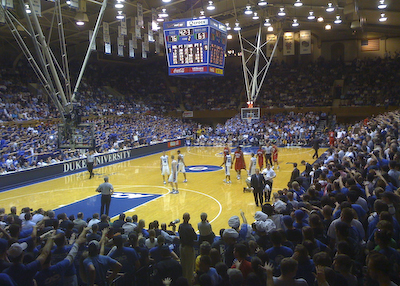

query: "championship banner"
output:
283 32 294 56
300 30 311 55
159 26 164 46
117 36 124 57
103 22 111 54
132 34 137 49
266 34 277 57
0 7 4 24
129 39 135 58
137 2 143 26
143 33 149 52
151 8 158 31
103 22 109 39
148 24 154 42
89 30 96 50
1 0 13 8
31 0 41 16
142 42 147 59
155 35 160 54
120 15 127 36
118 26 121 37
134 17 141 39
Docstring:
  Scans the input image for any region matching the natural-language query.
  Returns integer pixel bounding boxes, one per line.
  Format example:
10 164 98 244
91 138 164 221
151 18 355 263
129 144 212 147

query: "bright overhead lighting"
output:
326 2 335 12
267 26 273 31
378 0 387 9
253 12 259 20
233 22 241 31
294 0 303 7
227 34 233 40
379 13 387 22
317 16 324 22
157 17 164 22
245 5 253 15
292 18 299 27
116 10 124 20
226 23 231 30
308 11 315 20
207 1 215 11
162 0 171 3
25 4 31 14
264 18 271 26
75 12 89 25
199 9 206 19
158 8 168 18
66 0 71 5
325 24 332 30
258 0 267 6
278 7 286 16
76 21 84 26
334 15 342 24
114 0 124 9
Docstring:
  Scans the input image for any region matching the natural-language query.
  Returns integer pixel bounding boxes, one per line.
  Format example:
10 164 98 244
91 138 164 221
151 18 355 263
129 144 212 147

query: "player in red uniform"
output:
256 145 264 170
329 131 335 147
233 146 246 180
223 144 230 157
272 144 279 170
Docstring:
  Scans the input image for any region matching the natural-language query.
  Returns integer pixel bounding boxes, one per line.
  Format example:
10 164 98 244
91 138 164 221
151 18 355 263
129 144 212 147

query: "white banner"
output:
155 35 160 54
2 0 13 8
142 42 147 58
151 8 157 31
266 34 277 57
129 40 135 58
299 30 311 55
103 22 109 39
31 0 41 17
144 34 149 52
117 36 124 57
159 27 164 46
0 7 4 23
137 2 143 26
148 24 154 42
69 0 79 9
134 17 141 39
104 34 111 54
89 30 96 50
132 34 137 49
121 15 127 36
283 32 294 56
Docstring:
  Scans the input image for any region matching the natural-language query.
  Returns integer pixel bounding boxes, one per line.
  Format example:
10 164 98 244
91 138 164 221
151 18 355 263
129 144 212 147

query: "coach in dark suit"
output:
289 163 300 184
251 168 266 207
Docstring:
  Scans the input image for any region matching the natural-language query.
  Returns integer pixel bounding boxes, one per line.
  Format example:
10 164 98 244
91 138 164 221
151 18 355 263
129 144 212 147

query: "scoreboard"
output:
164 18 227 76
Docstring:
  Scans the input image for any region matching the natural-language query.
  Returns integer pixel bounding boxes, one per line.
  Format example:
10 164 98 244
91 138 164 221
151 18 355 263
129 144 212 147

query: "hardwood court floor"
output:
0 146 325 233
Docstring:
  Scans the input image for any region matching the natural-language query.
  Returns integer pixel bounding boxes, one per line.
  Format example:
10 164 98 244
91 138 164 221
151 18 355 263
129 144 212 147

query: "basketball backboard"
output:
241 107 260 122
58 123 95 149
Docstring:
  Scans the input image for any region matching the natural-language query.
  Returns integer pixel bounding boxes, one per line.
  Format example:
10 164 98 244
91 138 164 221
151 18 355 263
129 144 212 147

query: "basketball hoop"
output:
246 115 253 124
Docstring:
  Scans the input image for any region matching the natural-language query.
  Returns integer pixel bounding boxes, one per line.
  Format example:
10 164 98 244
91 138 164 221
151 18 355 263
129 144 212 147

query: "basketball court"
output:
0 146 324 232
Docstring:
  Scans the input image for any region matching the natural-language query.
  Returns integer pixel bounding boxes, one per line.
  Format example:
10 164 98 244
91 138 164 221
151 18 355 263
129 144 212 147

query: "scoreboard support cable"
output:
163 18 227 77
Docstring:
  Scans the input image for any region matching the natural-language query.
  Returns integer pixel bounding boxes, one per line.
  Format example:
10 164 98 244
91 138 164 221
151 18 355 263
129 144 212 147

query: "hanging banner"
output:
132 34 137 49
103 22 109 39
283 32 294 56
117 36 124 57
151 8 158 31
148 23 154 42
134 17 141 39
143 33 149 52
129 39 135 58
299 30 311 55
69 0 79 9
0 7 4 24
266 34 277 57
155 35 160 54
118 26 121 37
2 0 13 8
89 30 96 50
121 15 127 36
137 2 143 26
104 35 111 54
31 0 41 17
142 42 147 59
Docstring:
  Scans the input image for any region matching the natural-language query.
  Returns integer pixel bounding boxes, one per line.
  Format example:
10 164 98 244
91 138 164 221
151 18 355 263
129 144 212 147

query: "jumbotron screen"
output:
164 18 227 76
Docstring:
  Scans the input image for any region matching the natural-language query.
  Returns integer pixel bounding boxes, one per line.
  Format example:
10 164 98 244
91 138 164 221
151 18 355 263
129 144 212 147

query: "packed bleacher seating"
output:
0 109 399 285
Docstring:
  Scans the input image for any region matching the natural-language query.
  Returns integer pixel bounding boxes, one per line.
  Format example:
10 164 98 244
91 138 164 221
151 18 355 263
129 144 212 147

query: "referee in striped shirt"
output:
87 150 96 179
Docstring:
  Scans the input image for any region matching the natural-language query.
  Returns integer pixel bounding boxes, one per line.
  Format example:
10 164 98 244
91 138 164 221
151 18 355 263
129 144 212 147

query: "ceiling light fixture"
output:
278 7 286 16
25 4 31 14
325 24 332 30
75 12 89 25
162 0 171 3
334 15 342 24
267 26 274 31
116 10 124 20
378 0 387 9
227 34 233 40
253 12 259 20
308 11 315 20
207 1 215 11
258 0 267 6
317 16 324 22
294 0 303 7
157 17 164 22
114 0 124 9
226 23 231 30
199 9 206 19
326 2 335 12
233 22 241 31
292 18 299 27
66 0 71 5
379 13 387 22
264 18 271 26
158 8 168 18
245 5 253 15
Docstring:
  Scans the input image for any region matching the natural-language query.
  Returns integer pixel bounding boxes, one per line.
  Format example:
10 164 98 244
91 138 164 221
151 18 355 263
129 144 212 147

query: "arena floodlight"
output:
278 7 286 16
326 2 335 12
294 0 303 7
334 15 342 24
292 18 299 27
258 0 267 6
207 1 215 11
378 0 387 9
308 11 315 20
379 13 387 22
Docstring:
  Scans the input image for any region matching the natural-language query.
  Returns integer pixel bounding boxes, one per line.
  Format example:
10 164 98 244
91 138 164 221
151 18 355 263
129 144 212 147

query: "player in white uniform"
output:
168 155 179 194
160 151 170 184
248 153 257 176
220 153 232 183
177 150 187 183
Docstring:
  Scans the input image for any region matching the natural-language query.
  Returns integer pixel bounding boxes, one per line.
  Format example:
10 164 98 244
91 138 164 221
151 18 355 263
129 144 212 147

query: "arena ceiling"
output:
0 0 399 52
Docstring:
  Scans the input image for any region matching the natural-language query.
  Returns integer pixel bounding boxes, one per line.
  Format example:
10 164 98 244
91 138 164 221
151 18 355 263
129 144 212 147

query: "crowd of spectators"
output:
0 109 399 285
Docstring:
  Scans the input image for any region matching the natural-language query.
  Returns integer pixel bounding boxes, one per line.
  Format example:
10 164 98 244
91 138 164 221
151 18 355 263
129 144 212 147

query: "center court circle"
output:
185 165 223 173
